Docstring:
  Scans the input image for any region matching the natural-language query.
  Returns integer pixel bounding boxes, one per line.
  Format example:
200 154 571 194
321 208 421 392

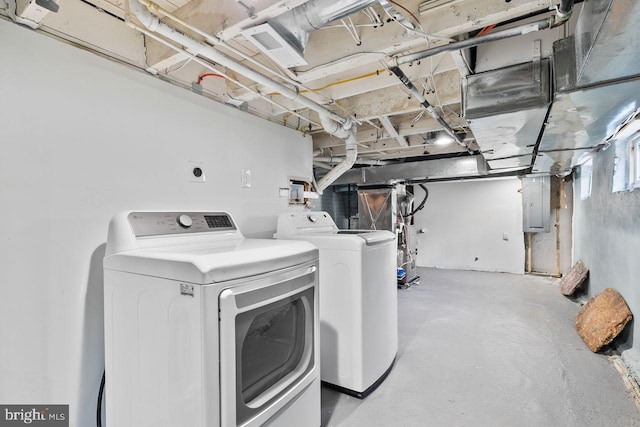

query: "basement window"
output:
633 137 640 189
612 134 640 193
579 157 593 200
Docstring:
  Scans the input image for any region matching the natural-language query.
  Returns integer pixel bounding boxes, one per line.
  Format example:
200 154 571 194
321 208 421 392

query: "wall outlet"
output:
187 161 205 183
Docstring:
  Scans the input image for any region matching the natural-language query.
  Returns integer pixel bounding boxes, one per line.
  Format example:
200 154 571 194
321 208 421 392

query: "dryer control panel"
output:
128 211 236 237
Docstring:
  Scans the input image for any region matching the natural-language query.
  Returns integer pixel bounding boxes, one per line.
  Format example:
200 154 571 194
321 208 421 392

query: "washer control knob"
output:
308 215 317 223
177 214 193 228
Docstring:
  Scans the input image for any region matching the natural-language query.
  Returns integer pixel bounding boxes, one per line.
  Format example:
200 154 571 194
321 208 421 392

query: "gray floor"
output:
320 268 640 427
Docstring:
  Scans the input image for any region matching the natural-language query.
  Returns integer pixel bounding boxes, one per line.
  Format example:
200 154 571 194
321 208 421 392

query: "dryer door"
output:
219 264 318 426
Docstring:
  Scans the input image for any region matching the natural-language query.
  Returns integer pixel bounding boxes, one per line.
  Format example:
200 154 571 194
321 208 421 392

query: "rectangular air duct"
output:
534 0 640 175
331 155 489 185
462 59 551 171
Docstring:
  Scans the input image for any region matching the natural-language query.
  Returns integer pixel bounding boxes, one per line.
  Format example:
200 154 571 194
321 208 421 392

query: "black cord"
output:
97 370 105 427
403 184 429 218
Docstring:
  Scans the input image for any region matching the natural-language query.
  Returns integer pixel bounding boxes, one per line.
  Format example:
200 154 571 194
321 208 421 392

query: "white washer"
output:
275 211 398 398
103 211 320 427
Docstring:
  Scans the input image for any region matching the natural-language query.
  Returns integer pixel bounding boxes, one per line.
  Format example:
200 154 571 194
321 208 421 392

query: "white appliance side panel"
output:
201 284 221 427
361 241 398 387
318 249 363 387
104 270 205 427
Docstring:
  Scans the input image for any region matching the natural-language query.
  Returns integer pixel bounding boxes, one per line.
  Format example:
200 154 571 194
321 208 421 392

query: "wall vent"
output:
241 23 308 68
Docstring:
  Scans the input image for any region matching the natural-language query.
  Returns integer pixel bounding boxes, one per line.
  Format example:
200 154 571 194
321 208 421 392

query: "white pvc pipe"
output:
4 0 40 28
140 0 338 108
315 115 358 193
128 22 321 127
129 0 349 126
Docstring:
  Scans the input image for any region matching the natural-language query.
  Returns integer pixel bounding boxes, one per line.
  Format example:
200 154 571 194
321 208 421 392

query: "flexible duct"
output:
316 115 358 193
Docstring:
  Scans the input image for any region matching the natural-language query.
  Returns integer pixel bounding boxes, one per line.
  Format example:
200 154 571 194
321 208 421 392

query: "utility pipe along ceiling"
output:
6 0 640 184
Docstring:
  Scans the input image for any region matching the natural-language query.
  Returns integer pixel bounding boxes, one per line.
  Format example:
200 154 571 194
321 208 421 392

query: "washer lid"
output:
337 230 395 245
104 238 318 284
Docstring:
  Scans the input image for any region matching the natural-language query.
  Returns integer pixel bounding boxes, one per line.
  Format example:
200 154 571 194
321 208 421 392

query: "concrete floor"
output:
321 268 640 427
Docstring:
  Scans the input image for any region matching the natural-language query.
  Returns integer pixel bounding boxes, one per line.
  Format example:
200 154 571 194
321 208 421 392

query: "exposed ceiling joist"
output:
336 68 461 120
379 115 409 147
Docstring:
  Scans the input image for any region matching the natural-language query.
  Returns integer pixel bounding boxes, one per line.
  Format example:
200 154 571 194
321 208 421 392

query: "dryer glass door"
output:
219 265 317 426
238 292 307 402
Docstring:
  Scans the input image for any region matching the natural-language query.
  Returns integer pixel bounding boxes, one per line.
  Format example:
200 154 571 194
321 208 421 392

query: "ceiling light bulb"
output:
434 134 455 145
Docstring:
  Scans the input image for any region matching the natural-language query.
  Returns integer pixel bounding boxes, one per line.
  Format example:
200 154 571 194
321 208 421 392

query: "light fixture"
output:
434 133 455 145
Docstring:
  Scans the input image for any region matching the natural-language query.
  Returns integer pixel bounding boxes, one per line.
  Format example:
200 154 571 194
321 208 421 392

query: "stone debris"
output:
561 259 589 296
575 288 632 352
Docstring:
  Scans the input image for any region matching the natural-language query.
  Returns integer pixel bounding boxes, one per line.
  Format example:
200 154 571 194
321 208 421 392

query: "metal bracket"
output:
533 39 542 84
533 39 542 62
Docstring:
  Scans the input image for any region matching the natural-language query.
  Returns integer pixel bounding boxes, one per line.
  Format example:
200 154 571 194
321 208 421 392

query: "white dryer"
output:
103 211 320 427
275 211 397 398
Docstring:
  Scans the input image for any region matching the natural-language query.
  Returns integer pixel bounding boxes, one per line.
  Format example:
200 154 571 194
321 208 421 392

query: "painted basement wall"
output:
413 177 525 274
573 146 640 379
0 20 311 427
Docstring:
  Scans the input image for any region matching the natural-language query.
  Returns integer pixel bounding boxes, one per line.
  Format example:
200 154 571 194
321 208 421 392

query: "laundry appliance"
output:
275 211 397 398
103 211 320 427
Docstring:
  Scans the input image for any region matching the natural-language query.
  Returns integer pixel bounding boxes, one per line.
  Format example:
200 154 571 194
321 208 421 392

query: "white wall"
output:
0 20 311 426
413 178 525 274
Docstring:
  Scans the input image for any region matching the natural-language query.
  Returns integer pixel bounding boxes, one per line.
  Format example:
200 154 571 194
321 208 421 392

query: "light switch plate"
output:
241 169 251 188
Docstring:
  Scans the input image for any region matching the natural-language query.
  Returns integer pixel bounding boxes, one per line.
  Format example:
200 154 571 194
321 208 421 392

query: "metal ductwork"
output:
242 0 379 66
534 0 640 175
462 59 552 171
332 155 489 186
267 0 378 55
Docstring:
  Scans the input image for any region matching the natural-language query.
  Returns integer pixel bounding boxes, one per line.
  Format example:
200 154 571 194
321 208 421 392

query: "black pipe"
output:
403 184 429 218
